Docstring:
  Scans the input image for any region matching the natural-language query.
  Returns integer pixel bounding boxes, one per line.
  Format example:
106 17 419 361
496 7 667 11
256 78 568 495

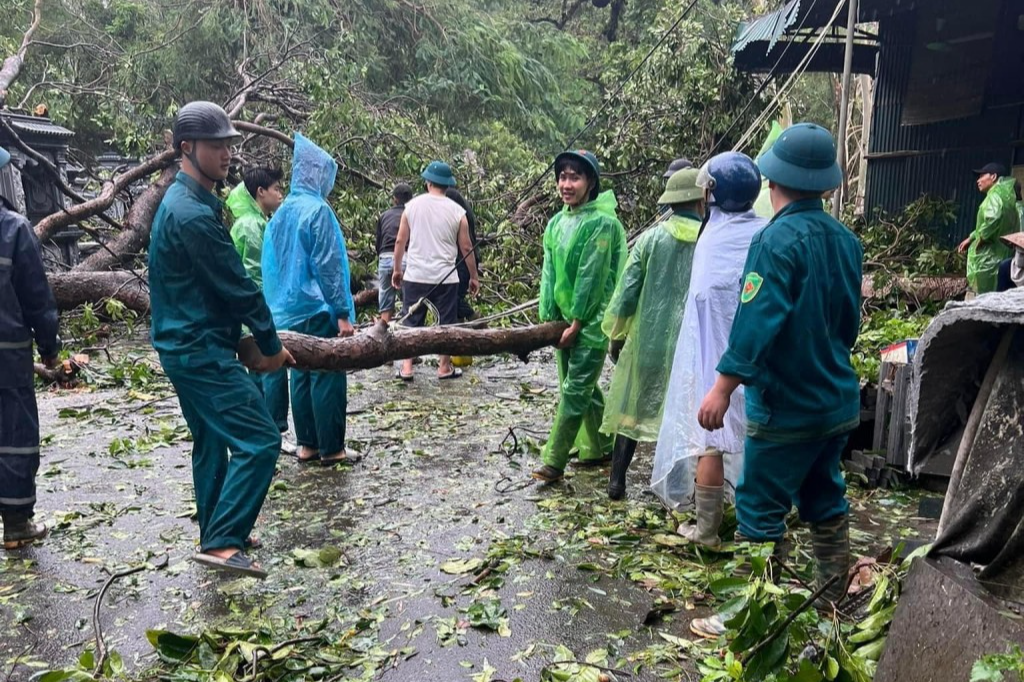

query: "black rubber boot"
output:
607 436 638 500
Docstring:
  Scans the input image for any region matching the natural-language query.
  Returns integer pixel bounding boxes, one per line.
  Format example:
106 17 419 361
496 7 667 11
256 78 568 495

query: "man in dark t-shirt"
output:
376 183 412 322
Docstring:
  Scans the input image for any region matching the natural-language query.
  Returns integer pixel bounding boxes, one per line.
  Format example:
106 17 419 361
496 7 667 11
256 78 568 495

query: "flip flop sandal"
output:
438 368 463 380
320 452 363 466
396 371 414 382
192 551 268 580
244 536 262 550
530 465 564 483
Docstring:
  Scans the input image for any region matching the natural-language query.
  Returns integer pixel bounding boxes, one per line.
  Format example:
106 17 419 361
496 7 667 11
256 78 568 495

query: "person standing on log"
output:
690 124 861 638
226 167 293 446
391 161 479 381
262 133 357 466
375 183 413 324
531 150 627 483
958 162 1020 295
150 101 293 579
600 168 704 500
0 145 59 550
651 153 766 543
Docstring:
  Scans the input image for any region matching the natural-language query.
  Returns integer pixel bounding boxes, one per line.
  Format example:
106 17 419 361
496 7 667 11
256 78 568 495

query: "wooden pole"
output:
832 0 859 219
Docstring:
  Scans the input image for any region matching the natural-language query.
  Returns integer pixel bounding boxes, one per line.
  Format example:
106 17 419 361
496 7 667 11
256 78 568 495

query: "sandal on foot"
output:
397 371 414 382
192 551 268 579
320 451 363 466
530 465 564 483
438 368 463 380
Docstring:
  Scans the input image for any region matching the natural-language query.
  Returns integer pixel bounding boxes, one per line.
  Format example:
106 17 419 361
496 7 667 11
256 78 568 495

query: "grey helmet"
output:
172 101 239 182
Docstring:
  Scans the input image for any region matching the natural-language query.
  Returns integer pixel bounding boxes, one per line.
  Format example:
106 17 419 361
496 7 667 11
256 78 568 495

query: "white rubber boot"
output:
677 484 724 548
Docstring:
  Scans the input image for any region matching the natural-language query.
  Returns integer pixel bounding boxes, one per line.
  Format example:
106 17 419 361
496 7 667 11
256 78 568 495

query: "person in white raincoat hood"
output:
650 151 766 547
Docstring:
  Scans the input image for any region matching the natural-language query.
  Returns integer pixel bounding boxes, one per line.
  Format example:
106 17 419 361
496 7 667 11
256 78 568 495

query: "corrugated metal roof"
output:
733 0 802 55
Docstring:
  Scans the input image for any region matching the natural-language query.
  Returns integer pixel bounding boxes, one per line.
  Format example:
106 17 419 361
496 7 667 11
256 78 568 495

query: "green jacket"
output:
149 172 281 366
226 183 268 288
967 177 1020 293
717 199 863 442
539 191 628 349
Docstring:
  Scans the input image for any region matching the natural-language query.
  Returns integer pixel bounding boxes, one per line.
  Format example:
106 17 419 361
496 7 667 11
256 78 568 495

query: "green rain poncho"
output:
539 190 628 348
968 177 1020 293
226 183 268 287
600 212 700 441
539 190 627 469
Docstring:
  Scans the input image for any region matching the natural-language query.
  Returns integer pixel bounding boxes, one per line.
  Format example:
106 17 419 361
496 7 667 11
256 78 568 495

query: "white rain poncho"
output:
650 207 767 510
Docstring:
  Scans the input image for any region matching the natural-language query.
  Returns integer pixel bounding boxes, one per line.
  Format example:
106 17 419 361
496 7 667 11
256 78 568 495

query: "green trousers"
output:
249 368 289 432
289 313 347 455
736 434 850 541
542 345 612 471
163 356 281 552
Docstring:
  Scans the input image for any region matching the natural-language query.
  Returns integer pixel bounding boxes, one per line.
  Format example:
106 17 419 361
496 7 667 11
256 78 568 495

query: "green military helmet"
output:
658 168 703 205
757 122 842 193
421 160 457 187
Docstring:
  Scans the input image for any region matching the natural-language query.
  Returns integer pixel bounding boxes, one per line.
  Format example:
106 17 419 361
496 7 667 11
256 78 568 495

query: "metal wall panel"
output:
865 7 1024 244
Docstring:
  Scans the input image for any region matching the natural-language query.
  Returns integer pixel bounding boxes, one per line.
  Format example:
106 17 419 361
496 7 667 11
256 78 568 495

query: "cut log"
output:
352 287 378 309
239 319 568 371
75 164 179 271
48 271 151 315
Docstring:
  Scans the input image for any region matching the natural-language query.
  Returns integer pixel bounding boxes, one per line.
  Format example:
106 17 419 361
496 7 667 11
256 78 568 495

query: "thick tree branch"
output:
0 0 44 106
239 320 568 372
34 149 178 242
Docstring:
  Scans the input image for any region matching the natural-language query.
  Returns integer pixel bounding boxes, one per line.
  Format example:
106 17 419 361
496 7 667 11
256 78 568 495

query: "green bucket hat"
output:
421 160 457 187
658 168 703 204
757 122 841 193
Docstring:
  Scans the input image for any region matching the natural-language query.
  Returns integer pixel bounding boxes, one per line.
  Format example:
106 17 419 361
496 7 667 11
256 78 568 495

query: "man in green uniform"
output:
532 150 627 483
958 163 1020 294
601 168 704 500
691 123 863 636
150 101 293 579
226 167 290 437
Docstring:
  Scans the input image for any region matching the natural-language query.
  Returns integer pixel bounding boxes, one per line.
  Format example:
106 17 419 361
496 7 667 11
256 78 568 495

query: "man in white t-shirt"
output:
392 161 479 380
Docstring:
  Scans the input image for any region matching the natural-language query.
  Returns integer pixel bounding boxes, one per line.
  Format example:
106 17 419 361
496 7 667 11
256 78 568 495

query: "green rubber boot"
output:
811 514 851 604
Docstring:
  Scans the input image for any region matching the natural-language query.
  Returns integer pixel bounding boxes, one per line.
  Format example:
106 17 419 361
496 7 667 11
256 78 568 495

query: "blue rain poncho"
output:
650 207 767 510
262 133 354 329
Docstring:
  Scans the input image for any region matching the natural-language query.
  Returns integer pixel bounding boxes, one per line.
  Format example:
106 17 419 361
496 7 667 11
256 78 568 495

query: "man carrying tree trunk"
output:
531 150 627 484
150 101 293 579
0 145 60 550
690 124 862 637
226 167 293 448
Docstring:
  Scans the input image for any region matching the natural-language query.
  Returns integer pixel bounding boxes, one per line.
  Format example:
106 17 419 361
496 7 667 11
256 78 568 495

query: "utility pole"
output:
832 0 860 219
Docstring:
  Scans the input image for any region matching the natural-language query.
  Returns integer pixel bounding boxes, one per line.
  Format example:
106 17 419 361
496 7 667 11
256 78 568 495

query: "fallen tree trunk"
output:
75 164 178 272
48 272 151 315
352 287 377 309
239 319 568 371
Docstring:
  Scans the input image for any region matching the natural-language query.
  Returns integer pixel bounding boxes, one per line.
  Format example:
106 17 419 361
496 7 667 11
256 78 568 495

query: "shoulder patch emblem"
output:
741 272 764 303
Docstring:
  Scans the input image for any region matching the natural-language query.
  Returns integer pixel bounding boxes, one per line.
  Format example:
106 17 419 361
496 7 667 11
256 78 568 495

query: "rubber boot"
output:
607 436 637 500
2 512 48 550
677 484 724 547
733 530 788 581
811 514 851 605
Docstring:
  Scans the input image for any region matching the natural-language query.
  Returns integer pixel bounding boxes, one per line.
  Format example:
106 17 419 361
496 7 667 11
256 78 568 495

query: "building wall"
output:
865 10 1024 244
